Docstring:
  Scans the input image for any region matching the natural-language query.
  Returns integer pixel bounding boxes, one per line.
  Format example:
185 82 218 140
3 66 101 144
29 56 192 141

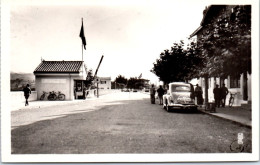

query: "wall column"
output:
205 75 209 105
247 73 251 102
242 72 248 100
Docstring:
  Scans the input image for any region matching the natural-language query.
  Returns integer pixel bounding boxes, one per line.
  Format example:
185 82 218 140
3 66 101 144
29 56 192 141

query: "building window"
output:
100 81 106 84
230 76 240 88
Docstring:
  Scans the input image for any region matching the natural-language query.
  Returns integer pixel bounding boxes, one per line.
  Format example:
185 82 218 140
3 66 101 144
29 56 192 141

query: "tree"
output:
115 75 128 85
151 40 203 84
114 75 128 89
198 5 251 78
85 69 94 89
126 77 143 89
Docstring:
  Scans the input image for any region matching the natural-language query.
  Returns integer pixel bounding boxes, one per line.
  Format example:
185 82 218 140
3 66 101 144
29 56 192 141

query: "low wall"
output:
11 91 37 103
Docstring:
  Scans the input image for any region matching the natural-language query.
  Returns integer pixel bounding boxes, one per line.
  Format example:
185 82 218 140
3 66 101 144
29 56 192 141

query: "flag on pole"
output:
79 20 86 50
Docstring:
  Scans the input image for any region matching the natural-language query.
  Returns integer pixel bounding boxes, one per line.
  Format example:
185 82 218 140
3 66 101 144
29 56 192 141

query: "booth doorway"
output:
74 80 84 99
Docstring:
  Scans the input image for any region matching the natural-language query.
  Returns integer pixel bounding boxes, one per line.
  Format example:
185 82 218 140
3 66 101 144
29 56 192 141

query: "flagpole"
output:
82 18 84 62
80 17 87 80
81 18 84 80
82 43 84 80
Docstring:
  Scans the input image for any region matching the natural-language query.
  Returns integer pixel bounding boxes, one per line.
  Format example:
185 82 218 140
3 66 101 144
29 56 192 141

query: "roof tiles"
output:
34 61 83 73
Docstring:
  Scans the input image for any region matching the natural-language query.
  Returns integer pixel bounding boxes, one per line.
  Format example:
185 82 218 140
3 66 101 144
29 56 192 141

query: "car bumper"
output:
168 103 197 109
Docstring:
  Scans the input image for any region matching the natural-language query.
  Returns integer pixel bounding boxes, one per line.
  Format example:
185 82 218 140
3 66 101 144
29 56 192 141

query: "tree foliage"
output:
198 5 251 77
113 75 128 89
127 77 144 89
113 75 147 89
115 75 128 85
151 41 203 84
85 69 94 89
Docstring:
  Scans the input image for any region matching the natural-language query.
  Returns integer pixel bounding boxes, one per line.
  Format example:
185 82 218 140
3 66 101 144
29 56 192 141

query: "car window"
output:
171 85 190 92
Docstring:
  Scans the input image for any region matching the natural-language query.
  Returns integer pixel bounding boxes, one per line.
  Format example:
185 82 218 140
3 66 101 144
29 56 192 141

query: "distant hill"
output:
11 72 35 81
10 72 35 91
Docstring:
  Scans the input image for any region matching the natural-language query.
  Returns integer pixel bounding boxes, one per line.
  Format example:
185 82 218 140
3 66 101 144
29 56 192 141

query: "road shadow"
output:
167 109 203 114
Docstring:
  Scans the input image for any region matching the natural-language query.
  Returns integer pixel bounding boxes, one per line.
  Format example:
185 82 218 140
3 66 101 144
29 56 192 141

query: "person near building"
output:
150 84 156 104
213 84 221 108
220 83 229 107
194 84 203 105
23 84 31 106
157 85 165 105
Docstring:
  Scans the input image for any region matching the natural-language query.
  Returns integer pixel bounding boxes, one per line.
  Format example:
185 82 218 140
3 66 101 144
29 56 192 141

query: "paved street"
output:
11 92 251 154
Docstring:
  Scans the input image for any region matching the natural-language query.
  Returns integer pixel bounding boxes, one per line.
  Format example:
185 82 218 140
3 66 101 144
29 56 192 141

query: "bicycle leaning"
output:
48 91 66 101
228 93 237 107
57 91 66 101
40 91 66 101
40 91 48 100
47 91 57 101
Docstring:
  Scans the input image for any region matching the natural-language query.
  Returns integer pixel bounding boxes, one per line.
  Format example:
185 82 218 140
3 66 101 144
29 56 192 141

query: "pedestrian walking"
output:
23 84 31 106
150 84 156 104
157 85 165 105
194 84 203 105
220 83 229 107
213 84 221 108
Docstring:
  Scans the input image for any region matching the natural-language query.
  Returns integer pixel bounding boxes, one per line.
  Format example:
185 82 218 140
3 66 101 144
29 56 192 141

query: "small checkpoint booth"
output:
34 61 87 100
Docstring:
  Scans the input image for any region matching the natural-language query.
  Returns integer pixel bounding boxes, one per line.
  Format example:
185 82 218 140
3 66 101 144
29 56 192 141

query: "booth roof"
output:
34 61 84 74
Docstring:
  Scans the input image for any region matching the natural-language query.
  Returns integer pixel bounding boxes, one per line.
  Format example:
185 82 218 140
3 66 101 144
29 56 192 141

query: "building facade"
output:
96 77 112 90
34 61 87 100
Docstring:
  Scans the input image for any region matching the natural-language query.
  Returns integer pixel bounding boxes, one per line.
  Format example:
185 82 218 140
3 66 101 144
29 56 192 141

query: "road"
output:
11 91 252 154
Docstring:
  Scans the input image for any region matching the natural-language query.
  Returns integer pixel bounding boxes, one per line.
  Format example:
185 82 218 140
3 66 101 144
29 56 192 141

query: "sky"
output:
9 0 208 84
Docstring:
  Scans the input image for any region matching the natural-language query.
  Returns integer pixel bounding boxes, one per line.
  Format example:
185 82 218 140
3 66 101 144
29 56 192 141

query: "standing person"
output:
150 84 156 104
157 85 165 105
194 84 203 105
213 84 221 108
220 83 229 107
23 84 31 106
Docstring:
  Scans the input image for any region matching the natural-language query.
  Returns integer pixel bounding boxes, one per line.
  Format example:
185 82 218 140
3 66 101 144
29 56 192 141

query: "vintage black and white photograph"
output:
1 0 259 163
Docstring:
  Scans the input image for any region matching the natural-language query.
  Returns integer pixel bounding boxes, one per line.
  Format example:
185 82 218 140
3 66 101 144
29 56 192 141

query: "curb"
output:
197 108 252 128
